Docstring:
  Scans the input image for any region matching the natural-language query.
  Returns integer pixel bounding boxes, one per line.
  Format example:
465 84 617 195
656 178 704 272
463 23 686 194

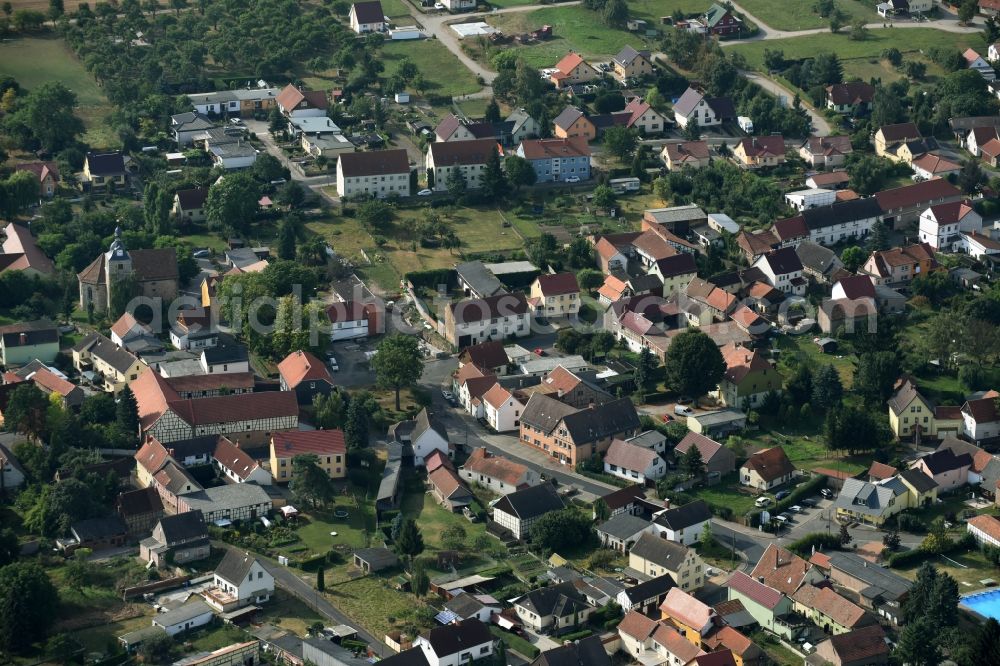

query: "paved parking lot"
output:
327 340 376 388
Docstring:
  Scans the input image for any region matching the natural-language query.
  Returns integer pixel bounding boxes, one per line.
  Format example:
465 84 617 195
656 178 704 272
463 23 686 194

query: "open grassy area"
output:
381 40 481 98
280 506 375 559
487 7 649 69
734 0 879 31
688 473 761 517
381 0 413 19
325 574 433 639
0 37 118 148
628 0 711 23
899 548 998 591
729 28 982 81
774 333 855 389
399 488 490 552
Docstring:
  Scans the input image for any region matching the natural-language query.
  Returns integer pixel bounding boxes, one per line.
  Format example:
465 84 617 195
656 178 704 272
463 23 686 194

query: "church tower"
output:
104 227 133 311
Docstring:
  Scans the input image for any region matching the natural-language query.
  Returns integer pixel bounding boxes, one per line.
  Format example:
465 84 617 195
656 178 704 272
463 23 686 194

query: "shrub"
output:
560 630 593 641
887 547 932 568
895 513 927 534
787 532 841 557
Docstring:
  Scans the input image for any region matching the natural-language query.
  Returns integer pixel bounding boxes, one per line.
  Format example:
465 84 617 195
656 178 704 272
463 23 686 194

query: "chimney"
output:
758 576 765 584
19 333 26 346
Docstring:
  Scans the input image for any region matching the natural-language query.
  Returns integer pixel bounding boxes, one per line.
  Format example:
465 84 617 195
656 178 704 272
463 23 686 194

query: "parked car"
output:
775 490 791 501
820 488 834 499
192 249 210 258
417 188 433 196
533 348 545 356
441 389 454 401
564 176 581 183
755 497 772 508
789 505 803 513
660 413 674 423
774 514 788 525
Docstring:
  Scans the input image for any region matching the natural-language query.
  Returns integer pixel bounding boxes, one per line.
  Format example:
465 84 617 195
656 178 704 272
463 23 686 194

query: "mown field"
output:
734 0 880 31
0 36 118 148
381 39 482 98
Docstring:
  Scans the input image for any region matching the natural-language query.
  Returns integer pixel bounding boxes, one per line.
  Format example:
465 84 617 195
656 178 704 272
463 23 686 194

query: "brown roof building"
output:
740 446 796 491
78 230 178 314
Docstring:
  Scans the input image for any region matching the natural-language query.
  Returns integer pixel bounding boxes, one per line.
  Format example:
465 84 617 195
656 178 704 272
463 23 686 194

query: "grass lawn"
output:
325 574 433 639
487 7 649 69
381 0 412 18
774 333 855 389
0 37 118 148
730 28 983 80
281 506 375 559
488 0 541 7
628 0 711 23
453 97 491 119
399 488 490 552
381 40 481 98
898 548 999 591
698 537 739 571
688 473 761 517
733 0 879 31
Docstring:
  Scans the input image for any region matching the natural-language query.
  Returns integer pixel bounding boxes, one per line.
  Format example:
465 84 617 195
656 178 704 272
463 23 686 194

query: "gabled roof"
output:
826 82 875 105
630 532 691 570
518 138 591 160
704 3 735 27
520 393 582 434
116 486 163 517
553 106 587 132
277 350 333 389
85 151 125 175
449 293 529 324
213 436 264 481
272 429 346 458
737 136 785 158
351 0 384 23
169 391 298 428
660 587 713 629
874 178 961 211
867 461 898 481
599 485 647 512
756 246 803 275
534 272 579 296
493 482 564 521
215 549 261 585
963 396 1000 423
663 140 711 162
604 439 660 472
835 275 876 300
621 573 677 605
675 432 724 463
460 447 529 486
876 122 921 143
912 153 961 175
721 343 771 385
617 609 659 640
517 580 590 618
560 398 640 445
428 139 500 166
654 500 712 532
794 584 875 629
915 448 972 475
820 624 889 663
175 187 209 210
726 571 784 610
613 45 648 67
429 465 471 501
596 512 652 540
73 332 140 373
339 149 409 177
459 340 509 371
156 510 207 545
749 544 813 596
1 223 54 274
554 52 587 75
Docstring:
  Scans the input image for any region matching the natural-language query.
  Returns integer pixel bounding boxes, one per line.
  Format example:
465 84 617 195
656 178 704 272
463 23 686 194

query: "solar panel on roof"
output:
434 610 459 625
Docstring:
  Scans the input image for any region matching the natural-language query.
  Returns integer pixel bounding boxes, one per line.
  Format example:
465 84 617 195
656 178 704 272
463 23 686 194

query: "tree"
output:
395 518 424 558
0 562 59 653
251 154 287 184
594 92 626 114
838 523 851 545
5 82 83 152
481 148 508 201
603 126 638 160
344 394 369 450
663 329 725 399
958 158 986 194
446 165 467 197
313 391 347 430
483 99 501 124
504 155 536 190
897 618 942 666
601 0 627 27
268 106 288 134
278 218 297 260
824 406 889 455
811 364 843 412
291 454 335 508
959 0 977 24
317 566 325 592
3 383 48 439
700 521 714 548
411 561 429 596
593 498 610 522
841 246 866 273
357 199 394 230
115 384 139 445
867 219 889 252
529 509 592 551
848 19 868 41
205 172 260 234
592 185 616 209
968 619 1000 665
577 269 603 291
278 181 306 209
635 347 655 392
853 351 899 402
882 530 900 551
681 444 705 479
372 334 424 411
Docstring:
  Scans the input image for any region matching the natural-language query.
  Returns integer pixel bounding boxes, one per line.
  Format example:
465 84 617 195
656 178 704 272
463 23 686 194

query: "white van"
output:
674 405 695 416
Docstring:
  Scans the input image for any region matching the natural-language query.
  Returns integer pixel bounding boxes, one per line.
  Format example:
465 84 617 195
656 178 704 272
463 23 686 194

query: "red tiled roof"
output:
165 372 254 394
836 275 876 300
660 587 713 630
535 272 579 296
773 215 808 242
823 624 889 663
969 514 1000 543
737 136 785 158
461 447 530 487
749 544 812 596
271 429 346 458
277 350 333 389
213 436 263 481
518 137 590 160
554 52 585 75
429 465 467 499
30 367 78 398
874 178 961 212
482 383 514 410
170 391 298 426
597 275 629 301
868 461 898 480
676 432 724 464
912 153 960 175
721 342 770 384
617 610 658 640
794 584 874 629
131 368 181 430
727 571 784 609
424 449 452 473
135 437 171 476
742 446 795 483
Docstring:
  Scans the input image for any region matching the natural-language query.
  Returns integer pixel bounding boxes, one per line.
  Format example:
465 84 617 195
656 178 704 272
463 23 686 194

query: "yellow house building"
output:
72 332 146 393
629 533 707 592
529 273 580 318
270 430 347 483
887 379 962 441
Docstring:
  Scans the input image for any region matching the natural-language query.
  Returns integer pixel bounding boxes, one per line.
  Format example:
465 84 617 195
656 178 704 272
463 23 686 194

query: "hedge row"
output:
405 268 454 290
787 532 842 557
560 629 593 641
576 469 631 488
887 532 976 569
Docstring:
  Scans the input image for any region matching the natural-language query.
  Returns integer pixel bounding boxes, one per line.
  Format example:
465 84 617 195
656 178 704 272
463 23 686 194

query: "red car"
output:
533 348 545 356
661 413 674 423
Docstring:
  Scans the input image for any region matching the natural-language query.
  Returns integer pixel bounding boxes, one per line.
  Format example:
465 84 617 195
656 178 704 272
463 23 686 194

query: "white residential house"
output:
459 447 539 494
751 247 805 296
966 126 1000 157
204 550 274 612
918 201 983 250
672 87 733 129
960 231 1000 260
151 600 215 636
325 301 372 341
649 500 713 546
426 139 500 192
990 43 1000 63
784 188 836 211
482 384 524 433
336 149 411 199
0 443 25 491
962 398 1000 443
394 408 450 466
603 439 666 484
439 0 476 10
414 619 494 666
349 1 386 34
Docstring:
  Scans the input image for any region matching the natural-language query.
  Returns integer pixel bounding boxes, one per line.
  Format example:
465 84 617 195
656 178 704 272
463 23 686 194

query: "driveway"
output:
244 119 339 203
742 72 832 137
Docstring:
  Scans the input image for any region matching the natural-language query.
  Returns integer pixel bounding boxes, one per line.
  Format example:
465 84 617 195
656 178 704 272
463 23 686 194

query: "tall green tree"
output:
897 618 942 666
663 329 725 399
5 82 83 152
853 351 899 402
344 394 370 450
0 562 59 653
504 155 536 191
811 364 843 412
317 566 325 592
481 148 508 201
681 444 705 479
291 454 335 508
529 509 592 551
2 383 48 439
396 518 424 558
483 98 501 124
371 334 424 411
278 218 297 260
115 384 140 445
205 172 260 234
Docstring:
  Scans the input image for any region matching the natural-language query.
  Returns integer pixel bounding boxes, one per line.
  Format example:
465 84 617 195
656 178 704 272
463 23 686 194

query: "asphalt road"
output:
712 521 768 570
